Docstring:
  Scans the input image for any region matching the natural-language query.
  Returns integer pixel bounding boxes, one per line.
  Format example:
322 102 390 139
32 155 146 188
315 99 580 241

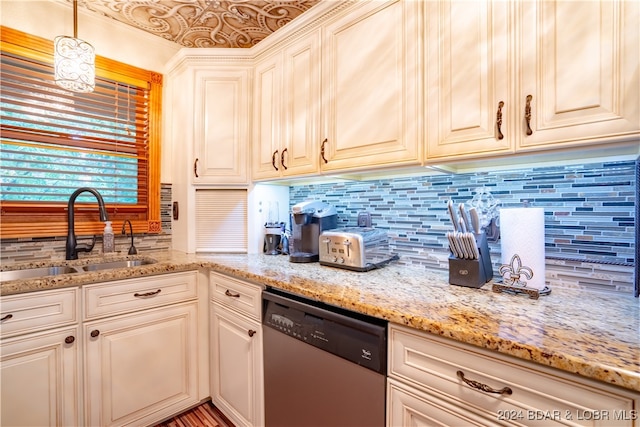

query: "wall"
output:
290 160 638 296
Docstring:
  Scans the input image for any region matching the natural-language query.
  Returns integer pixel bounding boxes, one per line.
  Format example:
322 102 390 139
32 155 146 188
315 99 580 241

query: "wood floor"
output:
153 401 234 427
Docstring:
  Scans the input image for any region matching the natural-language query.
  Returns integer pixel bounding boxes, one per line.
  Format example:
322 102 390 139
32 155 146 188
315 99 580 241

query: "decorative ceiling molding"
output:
70 0 321 48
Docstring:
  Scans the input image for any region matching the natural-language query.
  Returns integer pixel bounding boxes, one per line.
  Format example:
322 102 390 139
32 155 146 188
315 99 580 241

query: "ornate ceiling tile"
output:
71 0 321 48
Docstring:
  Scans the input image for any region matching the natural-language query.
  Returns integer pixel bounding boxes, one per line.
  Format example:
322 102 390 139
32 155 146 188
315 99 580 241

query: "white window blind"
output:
195 189 247 253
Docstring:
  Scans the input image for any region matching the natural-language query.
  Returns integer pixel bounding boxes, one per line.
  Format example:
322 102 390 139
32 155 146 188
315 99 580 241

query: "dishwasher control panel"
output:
262 288 387 374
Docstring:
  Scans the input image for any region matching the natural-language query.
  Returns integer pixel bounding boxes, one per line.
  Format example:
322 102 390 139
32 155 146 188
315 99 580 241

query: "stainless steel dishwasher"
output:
262 288 387 427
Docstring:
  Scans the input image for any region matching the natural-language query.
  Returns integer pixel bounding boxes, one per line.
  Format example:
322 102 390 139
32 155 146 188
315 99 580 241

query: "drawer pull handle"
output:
281 148 288 170
225 290 241 298
65 336 75 344
1 313 13 321
90 330 100 338
248 329 257 337
456 370 512 395
496 101 504 140
271 150 279 171
525 94 533 135
320 138 328 164
134 289 161 298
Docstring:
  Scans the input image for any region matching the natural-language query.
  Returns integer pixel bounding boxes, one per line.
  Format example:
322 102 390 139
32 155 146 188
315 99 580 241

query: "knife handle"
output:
469 207 481 234
447 200 459 231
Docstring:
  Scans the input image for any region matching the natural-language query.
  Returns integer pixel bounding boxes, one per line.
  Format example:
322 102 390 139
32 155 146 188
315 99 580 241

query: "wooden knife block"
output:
448 233 493 288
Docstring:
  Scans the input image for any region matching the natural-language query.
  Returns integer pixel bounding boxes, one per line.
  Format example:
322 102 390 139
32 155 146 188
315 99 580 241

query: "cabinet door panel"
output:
323 0 420 171
84 302 198 427
210 302 263 427
252 55 282 180
426 0 513 160
283 31 321 176
193 69 249 184
518 0 640 148
1 327 80 427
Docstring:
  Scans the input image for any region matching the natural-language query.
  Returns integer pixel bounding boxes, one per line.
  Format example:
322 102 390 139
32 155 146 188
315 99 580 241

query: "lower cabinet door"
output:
388 378 506 427
0 326 81 427
84 302 199 427
210 302 264 427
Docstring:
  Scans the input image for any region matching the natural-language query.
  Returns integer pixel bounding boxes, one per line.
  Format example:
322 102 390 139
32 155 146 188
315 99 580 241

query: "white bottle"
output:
103 221 115 253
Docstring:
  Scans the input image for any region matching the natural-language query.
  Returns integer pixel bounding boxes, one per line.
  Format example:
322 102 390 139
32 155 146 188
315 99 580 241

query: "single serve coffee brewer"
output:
289 200 338 263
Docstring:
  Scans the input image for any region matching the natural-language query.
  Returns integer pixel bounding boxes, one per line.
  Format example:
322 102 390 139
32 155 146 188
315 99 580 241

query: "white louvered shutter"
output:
195 189 247 253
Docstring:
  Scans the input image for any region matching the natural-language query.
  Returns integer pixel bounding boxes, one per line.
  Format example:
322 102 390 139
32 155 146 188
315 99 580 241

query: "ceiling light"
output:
54 0 95 93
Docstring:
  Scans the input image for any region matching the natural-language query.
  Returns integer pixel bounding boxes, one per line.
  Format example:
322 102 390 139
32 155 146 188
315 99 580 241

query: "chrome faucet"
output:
121 219 137 255
66 187 108 260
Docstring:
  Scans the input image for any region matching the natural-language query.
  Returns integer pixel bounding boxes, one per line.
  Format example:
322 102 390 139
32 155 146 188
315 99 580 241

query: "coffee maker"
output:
289 200 338 263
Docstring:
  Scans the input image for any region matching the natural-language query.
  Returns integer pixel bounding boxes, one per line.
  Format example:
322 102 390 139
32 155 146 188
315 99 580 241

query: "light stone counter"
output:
2 250 638 392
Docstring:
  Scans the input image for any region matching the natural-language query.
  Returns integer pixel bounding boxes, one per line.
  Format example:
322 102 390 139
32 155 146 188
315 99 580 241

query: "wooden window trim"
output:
0 27 162 238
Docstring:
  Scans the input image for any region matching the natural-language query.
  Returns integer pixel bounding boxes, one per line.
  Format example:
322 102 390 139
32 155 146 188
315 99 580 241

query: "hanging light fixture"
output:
54 0 95 93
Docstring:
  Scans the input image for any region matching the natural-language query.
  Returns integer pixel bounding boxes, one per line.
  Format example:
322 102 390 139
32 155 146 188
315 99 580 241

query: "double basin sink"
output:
0 258 157 282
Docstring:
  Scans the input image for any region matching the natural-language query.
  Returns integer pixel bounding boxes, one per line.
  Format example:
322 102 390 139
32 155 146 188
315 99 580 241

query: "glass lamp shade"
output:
54 35 95 93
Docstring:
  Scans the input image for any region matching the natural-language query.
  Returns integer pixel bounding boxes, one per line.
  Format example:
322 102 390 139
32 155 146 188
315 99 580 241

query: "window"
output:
0 27 162 238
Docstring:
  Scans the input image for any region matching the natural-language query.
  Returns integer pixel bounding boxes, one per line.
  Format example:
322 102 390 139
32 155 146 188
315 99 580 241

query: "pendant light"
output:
54 0 95 93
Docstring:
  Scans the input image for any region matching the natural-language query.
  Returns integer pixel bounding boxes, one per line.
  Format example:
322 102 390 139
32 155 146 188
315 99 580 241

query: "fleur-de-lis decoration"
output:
499 254 534 287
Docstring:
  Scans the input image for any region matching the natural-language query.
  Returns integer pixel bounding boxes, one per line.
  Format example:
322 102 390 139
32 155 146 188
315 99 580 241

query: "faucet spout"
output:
66 187 109 260
121 219 137 255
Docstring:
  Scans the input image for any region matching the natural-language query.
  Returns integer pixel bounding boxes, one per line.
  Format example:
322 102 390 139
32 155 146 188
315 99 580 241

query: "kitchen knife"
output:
467 232 480 259
456 231 470 259
447 200 459 232
459 203 472 233
447 232 461 258
469 207 481 235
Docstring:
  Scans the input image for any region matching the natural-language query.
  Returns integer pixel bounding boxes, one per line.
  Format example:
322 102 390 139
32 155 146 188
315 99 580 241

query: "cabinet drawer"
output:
209 272 262 321
0 288 78 338
83 271 198 320
389 325 637 427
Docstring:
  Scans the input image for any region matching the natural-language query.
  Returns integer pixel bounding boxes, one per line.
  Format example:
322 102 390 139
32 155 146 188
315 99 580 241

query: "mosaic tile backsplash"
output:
0 184 173 264
291 160 638 296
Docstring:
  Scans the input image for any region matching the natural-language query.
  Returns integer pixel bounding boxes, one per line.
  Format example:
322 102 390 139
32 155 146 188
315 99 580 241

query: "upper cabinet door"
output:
517 0 640 149
281 30 322 177
193 68 250 185
426 0 514 160
321 0 421 172
252 54 282 180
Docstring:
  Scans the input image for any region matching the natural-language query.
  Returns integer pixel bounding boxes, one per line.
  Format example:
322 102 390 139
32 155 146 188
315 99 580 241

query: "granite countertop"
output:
2 250 639 392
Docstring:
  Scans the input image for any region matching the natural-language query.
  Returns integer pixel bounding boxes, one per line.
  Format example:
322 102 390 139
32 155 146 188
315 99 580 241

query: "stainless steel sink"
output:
1 258 157 281
0 266 82 281
80 259 156 272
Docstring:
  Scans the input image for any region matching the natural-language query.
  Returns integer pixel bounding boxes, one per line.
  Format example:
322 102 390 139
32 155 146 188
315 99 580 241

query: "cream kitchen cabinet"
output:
0 288 81 427
426 0 639 162
320 0 422 172
253 29 322 181
387 324 639 427
83 271 201 427
209 271 264 427
192 68 250 185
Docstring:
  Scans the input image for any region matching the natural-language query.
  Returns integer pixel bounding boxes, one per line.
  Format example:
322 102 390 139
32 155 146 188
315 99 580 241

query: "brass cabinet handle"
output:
194 158 199 177
248 329 257 337
134 289 161 298
271 150 279 171
525 94 533 135
90 330 100 338
65 336 75 344
225 289 241 298
281 148 288 170
496 101 505 140
457 370 512 395
320 138 328 164
0 313 13 322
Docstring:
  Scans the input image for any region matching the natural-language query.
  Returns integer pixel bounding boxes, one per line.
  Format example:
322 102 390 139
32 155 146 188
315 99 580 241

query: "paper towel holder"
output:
493 254 551 299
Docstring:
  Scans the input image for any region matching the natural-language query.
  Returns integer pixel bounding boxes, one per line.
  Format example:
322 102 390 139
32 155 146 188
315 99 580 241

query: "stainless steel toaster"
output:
319 227 392 271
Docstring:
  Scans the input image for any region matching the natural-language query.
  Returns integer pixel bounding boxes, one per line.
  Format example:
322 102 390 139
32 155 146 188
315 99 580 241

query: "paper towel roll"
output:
499 207 546 290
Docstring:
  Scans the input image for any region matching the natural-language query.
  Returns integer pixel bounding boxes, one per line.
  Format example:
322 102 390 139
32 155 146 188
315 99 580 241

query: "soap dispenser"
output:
103 221 115 253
